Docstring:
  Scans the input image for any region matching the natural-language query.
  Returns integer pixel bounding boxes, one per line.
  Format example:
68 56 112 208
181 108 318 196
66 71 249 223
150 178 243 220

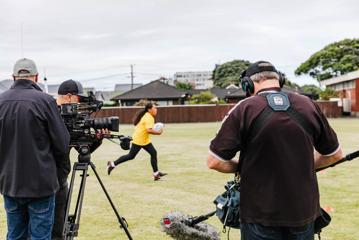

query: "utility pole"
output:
130 64 134 90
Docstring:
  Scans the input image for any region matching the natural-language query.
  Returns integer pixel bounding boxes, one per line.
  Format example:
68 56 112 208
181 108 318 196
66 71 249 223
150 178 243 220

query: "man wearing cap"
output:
53 79 106 239
207 61 343 239
0 58 70 240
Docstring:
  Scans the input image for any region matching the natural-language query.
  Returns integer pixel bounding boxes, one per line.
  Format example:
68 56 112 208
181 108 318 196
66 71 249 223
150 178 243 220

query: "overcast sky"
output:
0 0 358 90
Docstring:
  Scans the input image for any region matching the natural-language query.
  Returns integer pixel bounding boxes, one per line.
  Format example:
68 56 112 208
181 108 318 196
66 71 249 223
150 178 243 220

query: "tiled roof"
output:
112 80 186 100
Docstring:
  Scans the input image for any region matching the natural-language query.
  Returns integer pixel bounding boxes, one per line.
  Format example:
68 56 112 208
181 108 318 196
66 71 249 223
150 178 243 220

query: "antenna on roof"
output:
130 64 134 90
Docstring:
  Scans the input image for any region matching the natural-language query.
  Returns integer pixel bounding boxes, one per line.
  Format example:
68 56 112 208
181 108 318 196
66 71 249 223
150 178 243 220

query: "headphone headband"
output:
240 61 285 96
241 61 279 78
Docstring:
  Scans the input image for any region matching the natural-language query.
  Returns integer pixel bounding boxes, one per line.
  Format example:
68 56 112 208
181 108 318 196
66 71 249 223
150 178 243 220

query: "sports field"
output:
0 119 358 240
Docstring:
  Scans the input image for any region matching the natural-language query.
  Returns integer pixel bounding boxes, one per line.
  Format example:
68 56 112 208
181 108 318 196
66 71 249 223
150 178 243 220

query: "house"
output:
111 79 188 106
320 70 359 113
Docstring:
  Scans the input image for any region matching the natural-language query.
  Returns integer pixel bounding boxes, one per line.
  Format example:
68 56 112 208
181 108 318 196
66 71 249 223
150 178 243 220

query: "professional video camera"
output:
59 91 131 150
59 91 133 240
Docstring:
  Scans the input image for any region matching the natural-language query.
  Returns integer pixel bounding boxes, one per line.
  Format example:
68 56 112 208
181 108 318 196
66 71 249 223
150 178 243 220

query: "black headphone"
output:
240 61 285 96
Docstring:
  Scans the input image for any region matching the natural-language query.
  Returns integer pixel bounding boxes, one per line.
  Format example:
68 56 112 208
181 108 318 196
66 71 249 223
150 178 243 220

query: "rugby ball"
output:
153 122 164 132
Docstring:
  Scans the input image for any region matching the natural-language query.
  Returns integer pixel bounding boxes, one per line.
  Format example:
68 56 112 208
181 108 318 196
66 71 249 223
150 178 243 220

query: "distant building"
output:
320 70 359 114
112 79 188 106
174 71 213 89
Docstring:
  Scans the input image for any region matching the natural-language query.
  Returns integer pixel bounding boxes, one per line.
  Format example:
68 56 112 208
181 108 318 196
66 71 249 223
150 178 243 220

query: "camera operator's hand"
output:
95 128 111 140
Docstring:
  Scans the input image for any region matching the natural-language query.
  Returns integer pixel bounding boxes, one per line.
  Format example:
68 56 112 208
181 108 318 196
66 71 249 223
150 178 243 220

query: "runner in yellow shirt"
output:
107 103 167 181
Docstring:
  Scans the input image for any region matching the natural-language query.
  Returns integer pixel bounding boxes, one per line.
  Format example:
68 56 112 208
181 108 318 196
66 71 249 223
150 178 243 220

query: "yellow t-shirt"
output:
132 112 154 146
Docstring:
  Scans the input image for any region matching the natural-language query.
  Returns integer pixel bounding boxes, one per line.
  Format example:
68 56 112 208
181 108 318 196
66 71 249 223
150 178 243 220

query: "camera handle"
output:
63 146 133 240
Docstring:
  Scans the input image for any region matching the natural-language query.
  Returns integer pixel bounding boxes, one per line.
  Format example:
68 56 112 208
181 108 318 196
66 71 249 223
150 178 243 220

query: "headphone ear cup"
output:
241 76 254 95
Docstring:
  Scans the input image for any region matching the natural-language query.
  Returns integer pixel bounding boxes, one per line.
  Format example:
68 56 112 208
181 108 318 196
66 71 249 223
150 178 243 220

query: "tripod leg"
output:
63 162 89 240
89 162 133 240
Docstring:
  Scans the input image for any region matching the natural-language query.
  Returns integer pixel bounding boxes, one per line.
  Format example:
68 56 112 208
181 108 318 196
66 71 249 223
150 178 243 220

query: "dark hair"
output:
133 103 153 126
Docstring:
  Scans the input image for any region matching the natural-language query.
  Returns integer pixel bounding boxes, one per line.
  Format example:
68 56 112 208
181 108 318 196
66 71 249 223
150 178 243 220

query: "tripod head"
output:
77 145 91 163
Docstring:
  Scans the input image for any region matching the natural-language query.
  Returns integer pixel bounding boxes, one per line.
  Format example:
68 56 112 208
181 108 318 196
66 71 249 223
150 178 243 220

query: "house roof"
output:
225 88 246 98
0 79 45 93
185 87 242 99
114 83 142 92
210 87 239 99
95 91 122 102
112 79 186 101
320 70 359 87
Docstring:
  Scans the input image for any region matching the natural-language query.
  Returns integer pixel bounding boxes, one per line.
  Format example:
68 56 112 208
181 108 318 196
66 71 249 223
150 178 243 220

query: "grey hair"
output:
250 71 280 82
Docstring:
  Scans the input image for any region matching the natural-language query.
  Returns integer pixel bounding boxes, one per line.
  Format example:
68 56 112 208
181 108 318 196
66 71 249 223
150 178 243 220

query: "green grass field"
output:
0 119 358 240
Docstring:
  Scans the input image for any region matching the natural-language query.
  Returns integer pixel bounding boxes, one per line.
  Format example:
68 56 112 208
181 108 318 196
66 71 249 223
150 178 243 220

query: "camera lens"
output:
93 117 119 131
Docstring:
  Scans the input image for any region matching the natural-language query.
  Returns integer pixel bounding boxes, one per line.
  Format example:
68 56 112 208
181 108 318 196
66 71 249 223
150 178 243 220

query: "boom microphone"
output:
161 211 220 240
316 150 359 172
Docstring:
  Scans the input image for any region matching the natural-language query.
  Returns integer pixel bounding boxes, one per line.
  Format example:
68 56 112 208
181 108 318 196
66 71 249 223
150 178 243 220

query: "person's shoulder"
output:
231 95 264 111
287 92 314 106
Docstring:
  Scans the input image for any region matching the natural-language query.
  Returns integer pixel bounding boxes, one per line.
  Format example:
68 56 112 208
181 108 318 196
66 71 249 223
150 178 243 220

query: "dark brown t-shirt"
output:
210 88 339 227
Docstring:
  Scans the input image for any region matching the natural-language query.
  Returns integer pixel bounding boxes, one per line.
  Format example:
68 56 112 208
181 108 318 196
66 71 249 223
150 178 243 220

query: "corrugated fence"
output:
95 101 342 124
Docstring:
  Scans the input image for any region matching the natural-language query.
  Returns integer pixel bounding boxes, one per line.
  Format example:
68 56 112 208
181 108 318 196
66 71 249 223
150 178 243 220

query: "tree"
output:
295 38 359 81
175 81 193 90
319 88 339 100
189 91 217 104
284 78 301 90
300 84 321 99
213 60 251 88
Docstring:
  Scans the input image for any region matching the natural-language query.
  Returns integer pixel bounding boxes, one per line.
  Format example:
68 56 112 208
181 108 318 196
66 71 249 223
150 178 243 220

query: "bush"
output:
319 88 339 100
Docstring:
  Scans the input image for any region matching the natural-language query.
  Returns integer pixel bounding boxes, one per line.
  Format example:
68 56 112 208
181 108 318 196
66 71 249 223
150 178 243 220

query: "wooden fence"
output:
96 105 234 124
96 101 342 124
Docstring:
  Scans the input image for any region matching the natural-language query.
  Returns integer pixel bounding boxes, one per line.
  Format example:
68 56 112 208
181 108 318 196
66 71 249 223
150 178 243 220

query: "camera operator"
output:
0 58 70 240
207 61 343 240
53 79 108 240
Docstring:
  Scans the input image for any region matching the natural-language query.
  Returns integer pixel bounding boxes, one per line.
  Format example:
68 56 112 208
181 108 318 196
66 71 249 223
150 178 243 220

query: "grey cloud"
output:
0 0 358 87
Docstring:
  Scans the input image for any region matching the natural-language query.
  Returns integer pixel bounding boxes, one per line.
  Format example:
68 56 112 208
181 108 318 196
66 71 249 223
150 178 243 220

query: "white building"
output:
174 71 213 89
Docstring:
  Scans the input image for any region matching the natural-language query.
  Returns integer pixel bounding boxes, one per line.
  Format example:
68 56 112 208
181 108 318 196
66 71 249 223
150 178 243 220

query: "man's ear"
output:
12 75 16 81
34 74 39 83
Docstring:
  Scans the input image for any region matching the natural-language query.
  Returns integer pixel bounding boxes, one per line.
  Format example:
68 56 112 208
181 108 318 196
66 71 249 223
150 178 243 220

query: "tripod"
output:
63 145 133 240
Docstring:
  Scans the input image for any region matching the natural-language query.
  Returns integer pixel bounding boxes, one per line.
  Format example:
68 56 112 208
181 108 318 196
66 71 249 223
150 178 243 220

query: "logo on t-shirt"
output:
273 96 284 106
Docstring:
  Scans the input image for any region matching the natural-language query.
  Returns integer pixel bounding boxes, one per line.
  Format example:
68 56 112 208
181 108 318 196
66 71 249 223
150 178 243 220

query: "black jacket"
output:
0 79 70 198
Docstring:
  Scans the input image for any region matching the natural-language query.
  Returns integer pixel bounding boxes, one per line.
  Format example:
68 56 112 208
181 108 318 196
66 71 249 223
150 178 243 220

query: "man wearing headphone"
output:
207 61 343 239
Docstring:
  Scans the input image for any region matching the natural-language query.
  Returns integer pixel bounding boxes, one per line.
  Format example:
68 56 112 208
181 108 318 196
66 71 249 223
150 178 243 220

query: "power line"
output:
77 73 129 82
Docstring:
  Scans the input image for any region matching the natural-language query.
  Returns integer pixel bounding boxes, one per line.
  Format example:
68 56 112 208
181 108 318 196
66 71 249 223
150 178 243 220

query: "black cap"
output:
58 79 86 96
242 61 279 78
